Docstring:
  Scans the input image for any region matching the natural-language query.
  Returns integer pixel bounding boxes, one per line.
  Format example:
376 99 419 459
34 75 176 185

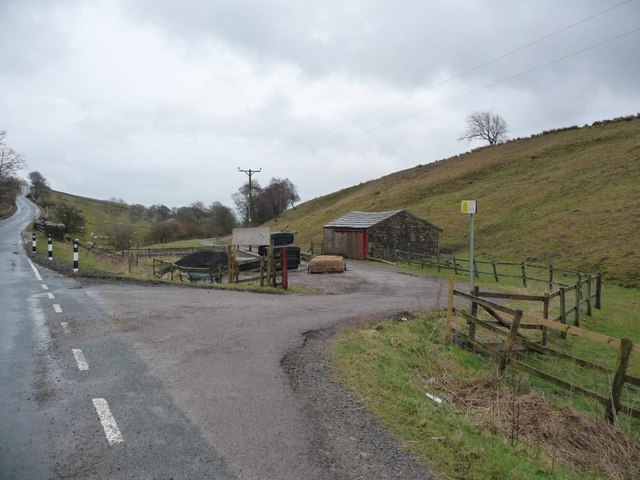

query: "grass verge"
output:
333 312 639 479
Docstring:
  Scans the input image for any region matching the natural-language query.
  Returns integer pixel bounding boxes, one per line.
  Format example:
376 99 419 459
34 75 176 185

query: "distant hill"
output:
269 115 640 286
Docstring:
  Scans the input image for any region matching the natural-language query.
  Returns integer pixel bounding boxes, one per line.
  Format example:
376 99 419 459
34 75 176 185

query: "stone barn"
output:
323 210 442 260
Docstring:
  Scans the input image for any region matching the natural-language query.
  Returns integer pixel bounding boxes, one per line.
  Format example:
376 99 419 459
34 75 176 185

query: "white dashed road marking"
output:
41 284 48 290
53 304 62 313
61 322 70 333
72 349 89 371
47 292 55 299
92 398 124 445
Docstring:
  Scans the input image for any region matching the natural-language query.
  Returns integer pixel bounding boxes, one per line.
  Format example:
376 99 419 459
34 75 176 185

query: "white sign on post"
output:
232 227 271 246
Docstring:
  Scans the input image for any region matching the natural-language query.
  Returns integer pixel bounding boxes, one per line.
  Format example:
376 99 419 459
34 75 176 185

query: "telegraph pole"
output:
238 167 261 227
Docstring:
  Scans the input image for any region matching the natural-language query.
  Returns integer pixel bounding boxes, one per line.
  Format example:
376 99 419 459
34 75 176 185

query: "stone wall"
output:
367 212 440 257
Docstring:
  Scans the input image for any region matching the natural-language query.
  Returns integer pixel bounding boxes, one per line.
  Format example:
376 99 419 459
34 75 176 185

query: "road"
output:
1 193 444 479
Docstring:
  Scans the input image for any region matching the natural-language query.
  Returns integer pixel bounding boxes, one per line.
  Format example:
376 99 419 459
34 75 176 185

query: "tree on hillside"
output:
209 201 237 236
129 204 146 222
232 177 299 226
147 204 172 222
28 171 50 202
232 181 262 226
54 203 86 233
0 130 26 181
459 111 508 145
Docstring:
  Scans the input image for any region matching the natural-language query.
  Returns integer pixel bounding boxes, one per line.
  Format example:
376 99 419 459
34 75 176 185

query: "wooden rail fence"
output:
446 280 639 423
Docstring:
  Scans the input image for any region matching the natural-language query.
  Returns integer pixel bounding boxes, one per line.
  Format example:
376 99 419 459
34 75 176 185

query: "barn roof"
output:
324 210 443 231
324 210 401 228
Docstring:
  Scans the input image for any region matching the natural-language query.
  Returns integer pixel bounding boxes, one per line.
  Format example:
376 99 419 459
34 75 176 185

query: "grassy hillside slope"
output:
45 191 153 244
270 117 640 285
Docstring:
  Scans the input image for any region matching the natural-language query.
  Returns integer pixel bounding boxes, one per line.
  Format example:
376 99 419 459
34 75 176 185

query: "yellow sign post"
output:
461 200 477 333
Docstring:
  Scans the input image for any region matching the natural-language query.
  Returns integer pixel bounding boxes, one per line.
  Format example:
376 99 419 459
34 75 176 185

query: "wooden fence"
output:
373 249 598 288
371 249 602 319
151 244 285 288
446 280 639 423
130 245 226 258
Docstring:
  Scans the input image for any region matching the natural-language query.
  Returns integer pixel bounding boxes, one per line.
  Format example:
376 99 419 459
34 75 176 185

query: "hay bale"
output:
308 255 345 274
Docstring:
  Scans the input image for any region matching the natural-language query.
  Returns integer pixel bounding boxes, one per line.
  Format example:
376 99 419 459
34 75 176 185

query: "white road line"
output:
53 304 62 313
92 398 124 445
27 257 43 281
72 349 89 371
41 284 49 290
47 292 55 299
60 322 69 333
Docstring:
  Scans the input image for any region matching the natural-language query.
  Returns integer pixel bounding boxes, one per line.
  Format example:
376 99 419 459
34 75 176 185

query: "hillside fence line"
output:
370 249 602 325
445 280 639 423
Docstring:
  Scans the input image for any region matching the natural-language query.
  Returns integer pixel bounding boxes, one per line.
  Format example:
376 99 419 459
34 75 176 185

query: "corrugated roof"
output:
324 210 402 229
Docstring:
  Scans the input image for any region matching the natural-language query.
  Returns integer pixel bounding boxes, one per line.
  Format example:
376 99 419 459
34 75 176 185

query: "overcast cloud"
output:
1 0 638 210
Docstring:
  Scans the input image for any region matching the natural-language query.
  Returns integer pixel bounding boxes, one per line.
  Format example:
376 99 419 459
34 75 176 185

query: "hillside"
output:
269 116 640 286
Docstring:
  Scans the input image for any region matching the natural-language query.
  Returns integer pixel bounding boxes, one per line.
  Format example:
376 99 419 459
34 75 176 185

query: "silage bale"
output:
308 255 346 274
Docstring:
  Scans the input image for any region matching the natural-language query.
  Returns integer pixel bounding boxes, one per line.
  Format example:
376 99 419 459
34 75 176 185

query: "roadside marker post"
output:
461 200 477 338
48 235 53 261
32 233 36 253
73 239 79 273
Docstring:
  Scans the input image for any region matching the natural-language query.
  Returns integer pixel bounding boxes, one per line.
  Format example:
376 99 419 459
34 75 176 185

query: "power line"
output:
256 0 635 162
270 26 640 162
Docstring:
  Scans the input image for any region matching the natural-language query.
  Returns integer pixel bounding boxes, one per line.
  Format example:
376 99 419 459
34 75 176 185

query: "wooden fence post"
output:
542 293 549 346
574 283 581 327
227 245 234 283
469 286 479 340
474 259 479 278
445 279 454 344
436 256 441 272
521 262 527 287
605 338 633 423
559 287 567 339
499 310 523 373
170 263 174 281
492 260 499 282
548 264 554 290
586 275 593 316
452 256 457 275
596 274 602 309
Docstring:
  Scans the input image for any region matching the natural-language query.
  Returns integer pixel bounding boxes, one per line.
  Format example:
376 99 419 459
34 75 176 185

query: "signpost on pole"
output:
461 200 477 338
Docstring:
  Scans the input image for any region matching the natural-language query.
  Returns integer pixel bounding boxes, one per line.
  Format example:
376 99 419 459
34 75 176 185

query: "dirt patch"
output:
288 269 366 295
436 373 640 479
282 327 435 480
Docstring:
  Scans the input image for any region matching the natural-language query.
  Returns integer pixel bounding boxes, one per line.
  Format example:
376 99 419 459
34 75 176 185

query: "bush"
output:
107 224 135 250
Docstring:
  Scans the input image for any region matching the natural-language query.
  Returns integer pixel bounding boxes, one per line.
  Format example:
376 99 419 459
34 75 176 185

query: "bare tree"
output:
459 111 508 145
0 130 26 180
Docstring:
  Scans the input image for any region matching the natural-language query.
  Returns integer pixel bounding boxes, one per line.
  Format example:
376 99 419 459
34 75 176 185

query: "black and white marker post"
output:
32 233 36 253
73 239 79 273
48 235 53 261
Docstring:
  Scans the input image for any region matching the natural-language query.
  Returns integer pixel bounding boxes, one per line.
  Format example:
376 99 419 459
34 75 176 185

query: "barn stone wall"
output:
367 212 440 257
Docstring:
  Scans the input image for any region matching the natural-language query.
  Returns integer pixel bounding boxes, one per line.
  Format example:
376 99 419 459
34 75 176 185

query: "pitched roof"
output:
324 209 444 232
324 210 402 229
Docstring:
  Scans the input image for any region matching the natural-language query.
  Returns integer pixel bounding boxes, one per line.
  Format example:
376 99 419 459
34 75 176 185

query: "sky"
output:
1 0 639 211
